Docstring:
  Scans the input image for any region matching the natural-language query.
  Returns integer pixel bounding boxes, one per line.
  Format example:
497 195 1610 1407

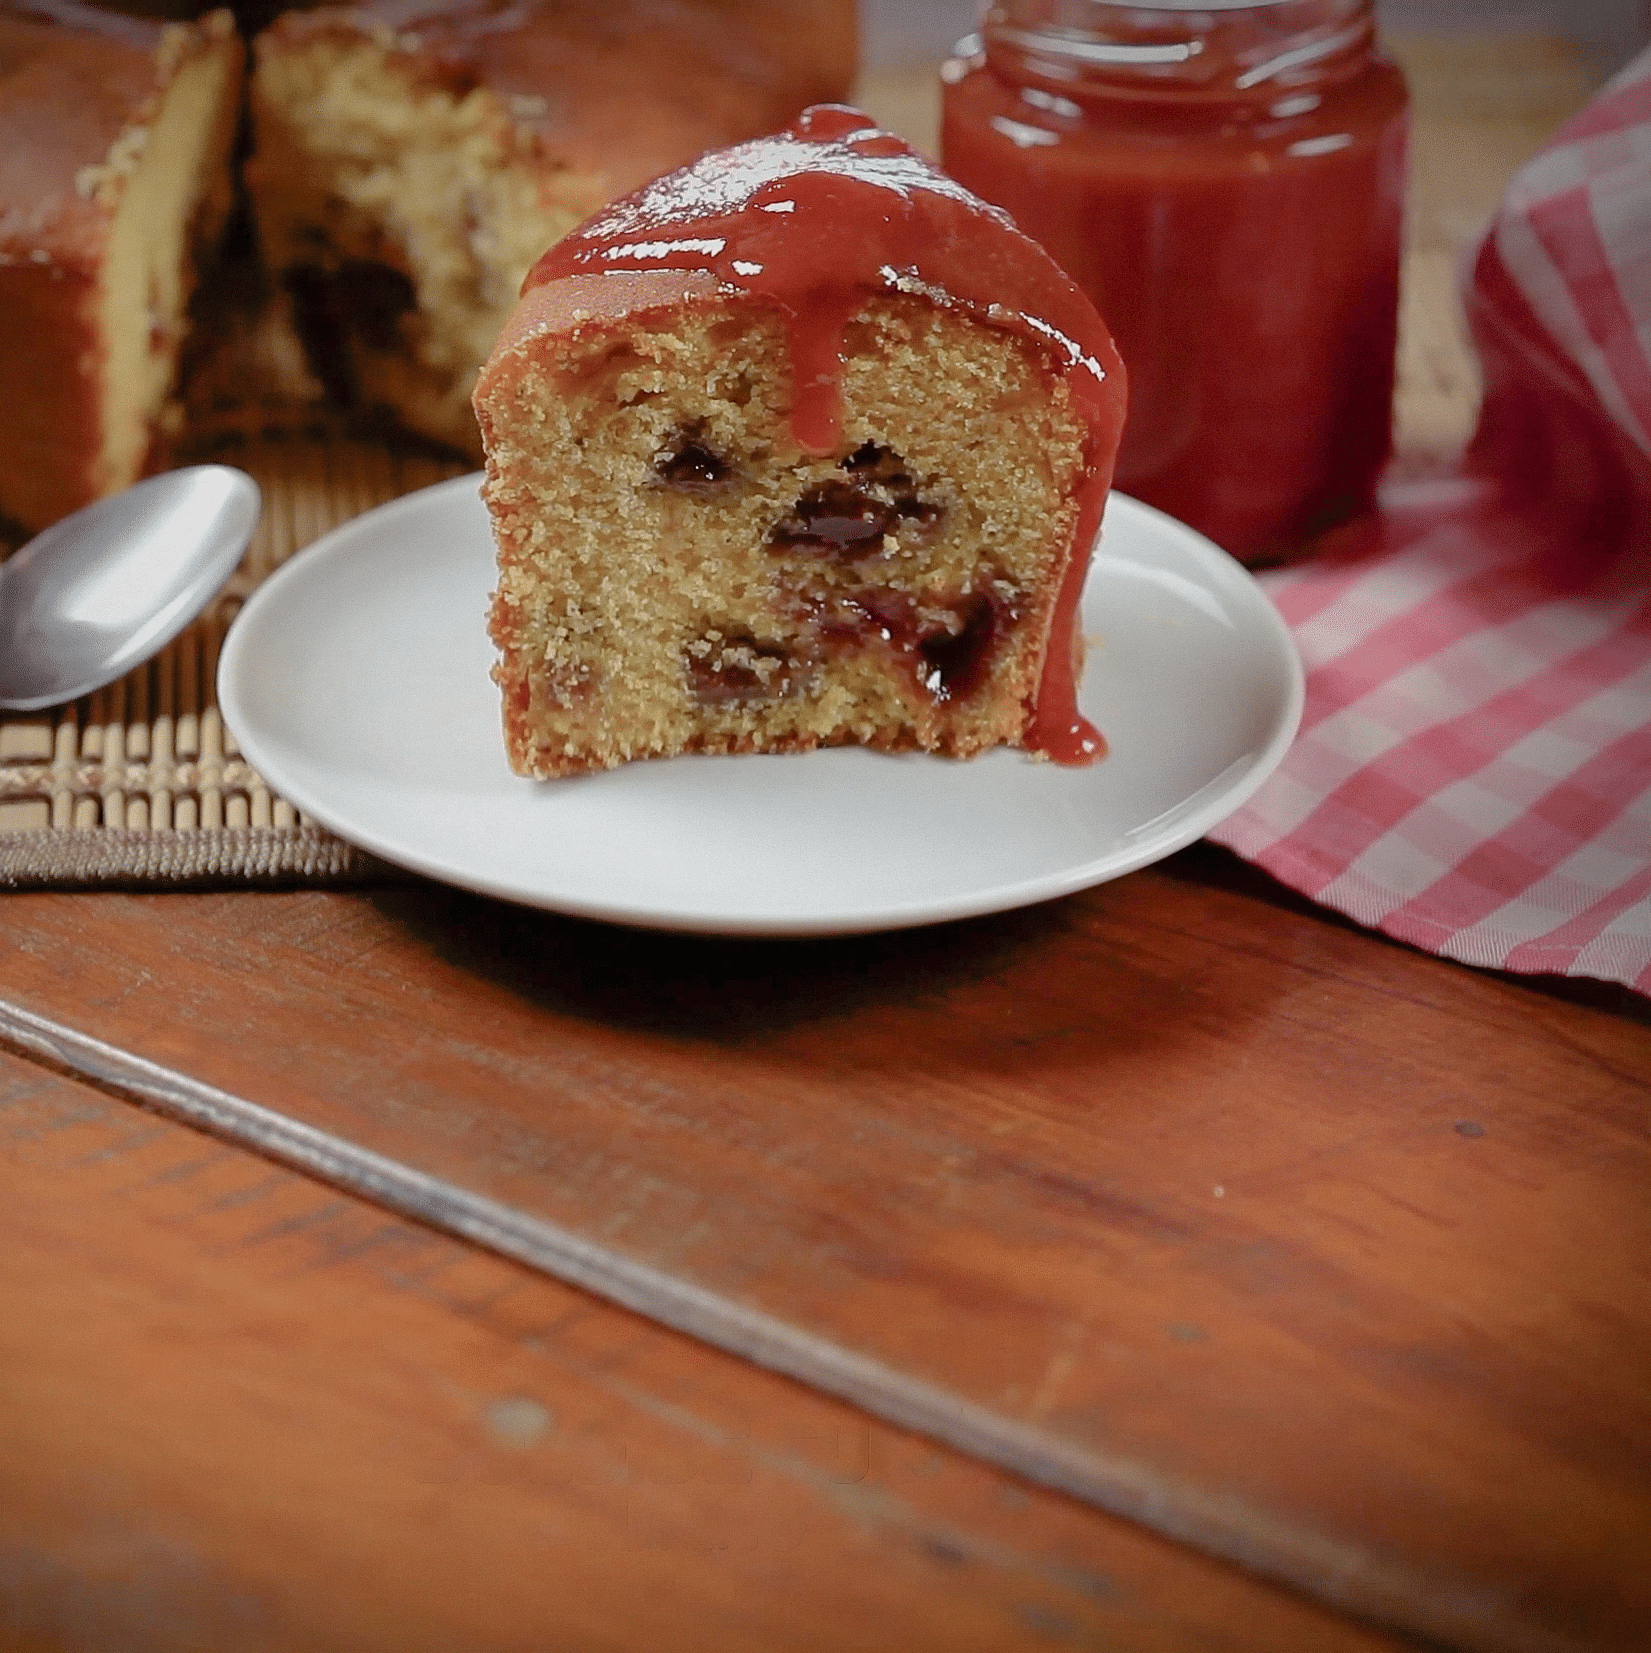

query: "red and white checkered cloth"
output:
1208 47 1651 993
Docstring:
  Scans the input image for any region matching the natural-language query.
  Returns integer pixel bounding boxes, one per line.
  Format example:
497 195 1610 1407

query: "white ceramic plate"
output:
219 475 1302 935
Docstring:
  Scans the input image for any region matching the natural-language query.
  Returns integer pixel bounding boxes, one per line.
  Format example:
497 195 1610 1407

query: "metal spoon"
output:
0 466 261 713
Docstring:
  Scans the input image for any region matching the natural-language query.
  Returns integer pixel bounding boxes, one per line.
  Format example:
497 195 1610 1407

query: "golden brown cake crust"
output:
0 1 168 268
0 0 240 534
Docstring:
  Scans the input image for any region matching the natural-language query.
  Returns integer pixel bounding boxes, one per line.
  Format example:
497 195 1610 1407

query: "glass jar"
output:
941 0 1409 564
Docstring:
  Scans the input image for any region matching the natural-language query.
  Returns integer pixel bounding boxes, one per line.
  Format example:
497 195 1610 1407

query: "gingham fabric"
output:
1207 48 1651 993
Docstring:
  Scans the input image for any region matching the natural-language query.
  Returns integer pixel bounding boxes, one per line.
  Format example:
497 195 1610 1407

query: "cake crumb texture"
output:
247 26 597 455
477 294 1088 777
247 0 858 457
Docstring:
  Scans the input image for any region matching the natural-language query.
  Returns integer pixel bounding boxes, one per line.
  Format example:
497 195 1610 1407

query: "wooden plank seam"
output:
0 994 1594 1653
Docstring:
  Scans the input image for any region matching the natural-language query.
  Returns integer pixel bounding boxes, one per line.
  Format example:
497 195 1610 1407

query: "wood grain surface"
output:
4 28 1649 1653
0 1044 1413 1653
2 854 1647 1653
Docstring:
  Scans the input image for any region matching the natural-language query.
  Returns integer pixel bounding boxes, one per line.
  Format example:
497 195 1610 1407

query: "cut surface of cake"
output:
0 0 243 536
473 105 1128 777
246 0 858 456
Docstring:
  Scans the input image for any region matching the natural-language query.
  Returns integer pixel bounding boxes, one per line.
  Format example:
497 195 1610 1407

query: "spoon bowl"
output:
0 466 261 713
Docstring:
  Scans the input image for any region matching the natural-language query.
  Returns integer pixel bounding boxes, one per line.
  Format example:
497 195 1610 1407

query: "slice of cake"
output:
473 105 1128 777
245 0 858 457
0 0 243 536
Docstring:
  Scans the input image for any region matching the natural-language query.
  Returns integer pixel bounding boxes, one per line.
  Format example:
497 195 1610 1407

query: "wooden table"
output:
3 33 1648 1653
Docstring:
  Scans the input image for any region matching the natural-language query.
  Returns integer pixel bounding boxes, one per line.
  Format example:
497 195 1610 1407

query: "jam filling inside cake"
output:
683 632 801 706
652 422 735 490
284 260 419 404
769 446 944 559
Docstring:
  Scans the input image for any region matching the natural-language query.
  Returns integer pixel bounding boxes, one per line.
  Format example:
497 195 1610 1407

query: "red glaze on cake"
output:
517 105 1128 763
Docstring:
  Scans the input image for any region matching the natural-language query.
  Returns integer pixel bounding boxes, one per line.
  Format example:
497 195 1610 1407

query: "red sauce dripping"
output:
524 104 1127 763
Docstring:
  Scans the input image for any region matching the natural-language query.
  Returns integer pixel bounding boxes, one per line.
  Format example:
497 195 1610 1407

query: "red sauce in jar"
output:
942 1 1408 565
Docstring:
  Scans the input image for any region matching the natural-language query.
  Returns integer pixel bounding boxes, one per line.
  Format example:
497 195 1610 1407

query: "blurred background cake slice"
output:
0 0 243 536
474 106 1128 777
245 0 859 457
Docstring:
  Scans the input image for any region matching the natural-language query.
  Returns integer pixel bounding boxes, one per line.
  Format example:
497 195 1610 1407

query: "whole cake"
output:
0 0 243 537
473 105 1128 777
246 0 858 456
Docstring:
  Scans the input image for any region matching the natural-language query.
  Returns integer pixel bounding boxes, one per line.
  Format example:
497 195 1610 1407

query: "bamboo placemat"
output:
0 420 467 887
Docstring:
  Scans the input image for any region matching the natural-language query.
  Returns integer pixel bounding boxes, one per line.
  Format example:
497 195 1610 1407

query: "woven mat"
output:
0 421 467 887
